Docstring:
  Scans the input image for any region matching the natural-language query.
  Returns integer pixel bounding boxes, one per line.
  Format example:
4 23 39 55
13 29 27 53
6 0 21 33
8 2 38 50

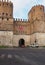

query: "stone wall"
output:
36 33 45 46
30 33 35 45
30 33 45 46
13 35 30 46
0 31 45 47
0 31 13 46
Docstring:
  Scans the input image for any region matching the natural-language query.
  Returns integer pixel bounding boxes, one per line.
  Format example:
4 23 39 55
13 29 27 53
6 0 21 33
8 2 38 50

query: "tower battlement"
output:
14 18 28 22
28 5 45 23
28 5 44 15
0 0 12 3
0 0 13 18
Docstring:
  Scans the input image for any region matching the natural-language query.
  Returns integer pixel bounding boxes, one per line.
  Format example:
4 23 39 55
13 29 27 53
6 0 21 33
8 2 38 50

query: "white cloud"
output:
9 0 45 19
42 0 45 5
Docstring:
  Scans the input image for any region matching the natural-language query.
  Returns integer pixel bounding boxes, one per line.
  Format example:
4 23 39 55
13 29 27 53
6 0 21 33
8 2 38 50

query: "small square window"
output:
40 7 42 10
33 9 35 11
0 4 1 6
10 4 12 7
0 13 1 15
7 3 8 6
6 13 8 16
3 3 4 5
2 13 4 15
7 18 9 20
2 17 4 20
10 14 12 16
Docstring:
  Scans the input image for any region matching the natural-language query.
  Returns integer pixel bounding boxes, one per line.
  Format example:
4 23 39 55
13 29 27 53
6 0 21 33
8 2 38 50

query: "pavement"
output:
0 48 45 65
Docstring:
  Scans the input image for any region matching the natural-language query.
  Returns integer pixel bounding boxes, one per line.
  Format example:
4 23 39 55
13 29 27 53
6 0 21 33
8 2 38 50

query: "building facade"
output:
0 0 45 47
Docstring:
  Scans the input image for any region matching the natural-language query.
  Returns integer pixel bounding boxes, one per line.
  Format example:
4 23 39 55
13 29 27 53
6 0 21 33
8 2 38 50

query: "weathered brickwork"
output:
0 0 45 47
0 0 13 18
28 5 45 46
13 19 30 35
0 18 13 31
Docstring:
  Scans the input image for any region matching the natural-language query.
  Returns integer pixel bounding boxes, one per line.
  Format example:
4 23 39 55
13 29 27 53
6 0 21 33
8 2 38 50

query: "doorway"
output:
19 39 25 47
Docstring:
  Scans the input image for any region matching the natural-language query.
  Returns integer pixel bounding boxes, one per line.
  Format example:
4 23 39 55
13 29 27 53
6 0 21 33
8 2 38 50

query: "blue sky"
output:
9 0 45 19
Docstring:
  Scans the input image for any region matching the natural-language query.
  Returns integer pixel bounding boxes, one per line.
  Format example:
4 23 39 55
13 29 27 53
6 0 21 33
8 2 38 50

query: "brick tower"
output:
28 5 45 46
0 0 13 18
0 0 13 46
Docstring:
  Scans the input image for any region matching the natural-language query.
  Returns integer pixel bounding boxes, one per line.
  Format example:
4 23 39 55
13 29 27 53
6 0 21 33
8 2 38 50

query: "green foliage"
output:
0 45 9 48
42 46 45 47
26 45 30 47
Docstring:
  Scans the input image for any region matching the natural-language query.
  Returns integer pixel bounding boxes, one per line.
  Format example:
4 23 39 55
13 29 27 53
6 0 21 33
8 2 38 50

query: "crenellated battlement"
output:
31 5 44 9
28 5 45 22
0 0 12 3
0 0 13 18
14 18 28 22
28 5 44 15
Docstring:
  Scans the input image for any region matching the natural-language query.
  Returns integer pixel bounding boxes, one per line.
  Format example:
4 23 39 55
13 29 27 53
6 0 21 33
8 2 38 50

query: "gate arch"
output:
19 38 25 47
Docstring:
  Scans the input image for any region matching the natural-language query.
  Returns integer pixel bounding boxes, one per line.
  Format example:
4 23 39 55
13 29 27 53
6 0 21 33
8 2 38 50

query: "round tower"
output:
0 0 13 18
28 5 44 23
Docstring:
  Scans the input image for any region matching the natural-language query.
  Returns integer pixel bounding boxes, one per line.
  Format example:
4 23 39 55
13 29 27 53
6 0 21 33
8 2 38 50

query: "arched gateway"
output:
19 39 25 47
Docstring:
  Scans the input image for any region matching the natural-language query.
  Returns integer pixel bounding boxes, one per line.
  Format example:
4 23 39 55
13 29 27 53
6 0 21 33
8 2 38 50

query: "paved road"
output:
0 48 45 65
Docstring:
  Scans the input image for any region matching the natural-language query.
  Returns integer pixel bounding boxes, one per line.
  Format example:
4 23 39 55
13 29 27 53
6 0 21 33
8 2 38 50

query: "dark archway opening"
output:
19 39 25 47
